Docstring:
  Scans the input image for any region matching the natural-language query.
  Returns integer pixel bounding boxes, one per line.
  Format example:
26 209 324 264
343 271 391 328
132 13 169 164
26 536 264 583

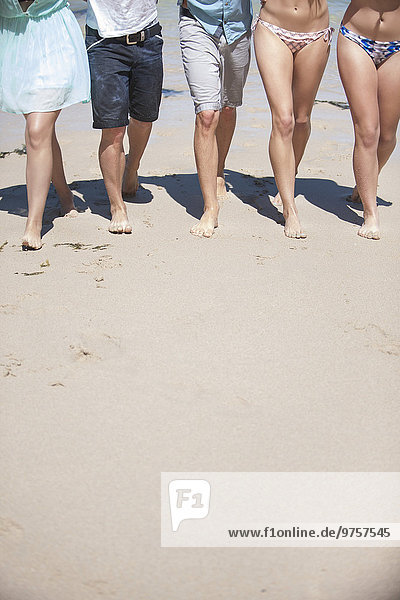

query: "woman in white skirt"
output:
0 0 90 249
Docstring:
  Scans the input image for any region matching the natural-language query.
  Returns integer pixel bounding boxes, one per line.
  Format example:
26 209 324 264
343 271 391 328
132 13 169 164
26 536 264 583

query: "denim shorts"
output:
85 25 163 129
179 16 251 114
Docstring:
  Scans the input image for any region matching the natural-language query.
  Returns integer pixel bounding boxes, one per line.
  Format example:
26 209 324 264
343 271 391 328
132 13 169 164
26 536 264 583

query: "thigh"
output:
253 22 294 117
129 34 164 122
377 51 400 138
220 31 251 108
179 16 221 113
337 32 379 130
292 35 330 118
86 27 130 129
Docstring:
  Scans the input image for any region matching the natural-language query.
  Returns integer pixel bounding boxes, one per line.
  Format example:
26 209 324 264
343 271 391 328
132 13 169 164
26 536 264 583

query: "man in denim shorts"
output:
179 0 252 237
84 0 163 233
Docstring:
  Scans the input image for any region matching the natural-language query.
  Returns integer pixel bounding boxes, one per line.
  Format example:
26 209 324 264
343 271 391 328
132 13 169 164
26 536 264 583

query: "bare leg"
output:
254 24 306 238
349 54 400 204
122 117 152 196
51 131 77 216
99 127 132 234
23 110 60 249
338 34 380 239
292 37 330 166
376 52 400 172
216 106 236 198
273 36 330 206
191 109 220 237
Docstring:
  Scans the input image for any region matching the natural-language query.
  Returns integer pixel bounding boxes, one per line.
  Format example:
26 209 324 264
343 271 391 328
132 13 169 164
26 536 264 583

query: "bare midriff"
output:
342 1 400 42
259 0 329 33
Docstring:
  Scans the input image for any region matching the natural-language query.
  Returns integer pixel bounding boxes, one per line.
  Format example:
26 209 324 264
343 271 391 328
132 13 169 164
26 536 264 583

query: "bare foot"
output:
190 208 219 238
349 186 362 204
109 205 132 234
358 212 380 240
217 176 228 200
122 164 139 197
271 191 282 207
22 220 42 250
59 190 78 217
283 208 306 239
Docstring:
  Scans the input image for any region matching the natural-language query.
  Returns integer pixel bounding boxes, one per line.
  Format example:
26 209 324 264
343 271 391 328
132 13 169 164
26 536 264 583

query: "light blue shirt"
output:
178 0 253 44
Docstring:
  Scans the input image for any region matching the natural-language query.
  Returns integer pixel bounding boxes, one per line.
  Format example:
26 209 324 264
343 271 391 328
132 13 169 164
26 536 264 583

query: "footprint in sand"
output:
83 580 116 596
69 334 121 362
1 355 22 377
345 322 400 356
0 517 24 539
69 345 100 361
81 255 122 272
254 254 277 265
0 304 18 315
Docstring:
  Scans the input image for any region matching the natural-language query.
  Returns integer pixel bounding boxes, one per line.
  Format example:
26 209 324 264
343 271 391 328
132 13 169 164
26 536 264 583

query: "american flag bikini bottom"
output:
254 17 334 53
340 24 400 68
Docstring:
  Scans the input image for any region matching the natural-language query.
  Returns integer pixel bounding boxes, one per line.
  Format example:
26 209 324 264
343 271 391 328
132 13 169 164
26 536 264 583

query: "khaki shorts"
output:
179 15 251 114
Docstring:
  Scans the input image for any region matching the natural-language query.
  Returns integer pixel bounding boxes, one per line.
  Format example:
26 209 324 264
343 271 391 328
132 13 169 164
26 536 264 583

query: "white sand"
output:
0 51 399 600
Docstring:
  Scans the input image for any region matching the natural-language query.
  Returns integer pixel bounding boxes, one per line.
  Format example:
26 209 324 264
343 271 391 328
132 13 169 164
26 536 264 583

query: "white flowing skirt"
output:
0 5 90 114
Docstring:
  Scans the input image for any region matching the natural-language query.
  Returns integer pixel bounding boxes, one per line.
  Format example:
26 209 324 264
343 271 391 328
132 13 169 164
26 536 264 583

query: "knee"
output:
294 114 310 129
272 113 295 139
101 127 126 148
355 123 379 149
130 118 152 132
196 110 220 133
25 122 51 151
221 106 236 121
379 128 396 147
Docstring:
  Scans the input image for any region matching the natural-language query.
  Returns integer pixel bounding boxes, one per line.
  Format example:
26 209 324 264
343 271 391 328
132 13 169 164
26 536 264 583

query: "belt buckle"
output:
126 30 145 45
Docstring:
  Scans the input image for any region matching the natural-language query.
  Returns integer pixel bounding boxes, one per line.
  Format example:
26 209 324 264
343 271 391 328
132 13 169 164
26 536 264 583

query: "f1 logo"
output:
169 480 211 531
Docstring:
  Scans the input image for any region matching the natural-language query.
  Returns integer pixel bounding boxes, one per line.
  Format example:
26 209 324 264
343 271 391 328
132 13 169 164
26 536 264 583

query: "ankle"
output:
363 206 378 218
204 204 219 214
26 217 43 225
282 204 298 218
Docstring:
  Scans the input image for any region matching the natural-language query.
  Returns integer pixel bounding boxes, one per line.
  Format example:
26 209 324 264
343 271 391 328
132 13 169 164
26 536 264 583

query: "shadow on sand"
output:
0 169 391 240
0 177 153 238
140 169 391 229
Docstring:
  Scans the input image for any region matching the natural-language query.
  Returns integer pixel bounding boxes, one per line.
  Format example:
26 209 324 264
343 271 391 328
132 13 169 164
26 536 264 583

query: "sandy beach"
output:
1 1 400 598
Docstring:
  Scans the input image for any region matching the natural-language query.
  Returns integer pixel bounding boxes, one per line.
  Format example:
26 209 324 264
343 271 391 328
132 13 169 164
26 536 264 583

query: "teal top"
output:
0 0 68 18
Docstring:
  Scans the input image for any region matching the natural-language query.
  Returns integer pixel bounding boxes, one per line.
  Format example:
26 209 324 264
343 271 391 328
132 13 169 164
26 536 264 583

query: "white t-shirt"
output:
87 0 158 37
